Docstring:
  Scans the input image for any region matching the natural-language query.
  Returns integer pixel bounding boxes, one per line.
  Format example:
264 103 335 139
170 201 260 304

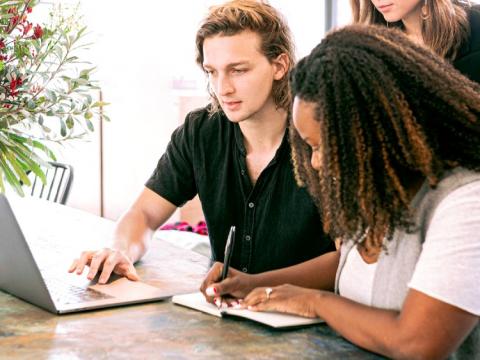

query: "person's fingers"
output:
206 276 235 298
125 263 140 281
68 259 78 272
87 250 108 280
74 251 94 275
97 252 119 284
200 262 223 302
243 287 267 306
244 287 277 312
247 300 272 312
213 296 223 308
224 297 241 308
202 284 219 304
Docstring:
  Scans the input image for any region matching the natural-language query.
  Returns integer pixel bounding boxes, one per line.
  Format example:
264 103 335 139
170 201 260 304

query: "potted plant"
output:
0 0 106 195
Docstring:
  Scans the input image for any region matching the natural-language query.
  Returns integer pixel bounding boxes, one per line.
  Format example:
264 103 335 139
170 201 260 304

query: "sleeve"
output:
455 49 480 84
408 181 480 316
454 7 480 84
145 114 197 207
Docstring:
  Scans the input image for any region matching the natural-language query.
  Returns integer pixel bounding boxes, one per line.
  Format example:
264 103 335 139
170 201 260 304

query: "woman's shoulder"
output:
454 7 480 56
466 5 480 51
453 6 480 82
434 168 480 194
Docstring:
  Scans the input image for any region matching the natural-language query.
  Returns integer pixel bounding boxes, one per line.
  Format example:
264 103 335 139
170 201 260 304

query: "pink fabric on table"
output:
160 221 208 236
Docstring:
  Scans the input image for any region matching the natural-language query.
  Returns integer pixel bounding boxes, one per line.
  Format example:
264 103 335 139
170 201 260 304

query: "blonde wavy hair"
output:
350 0 472 60
195 0 295 114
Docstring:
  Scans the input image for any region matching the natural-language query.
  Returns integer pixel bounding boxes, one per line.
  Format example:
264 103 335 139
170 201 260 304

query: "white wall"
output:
36 0 479 220
36 1 326 220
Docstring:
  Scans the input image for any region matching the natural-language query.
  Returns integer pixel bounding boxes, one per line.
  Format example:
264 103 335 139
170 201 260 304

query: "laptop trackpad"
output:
89 278 164 299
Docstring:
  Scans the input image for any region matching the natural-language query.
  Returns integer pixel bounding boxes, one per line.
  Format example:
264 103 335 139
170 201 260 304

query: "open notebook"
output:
172 292 324 329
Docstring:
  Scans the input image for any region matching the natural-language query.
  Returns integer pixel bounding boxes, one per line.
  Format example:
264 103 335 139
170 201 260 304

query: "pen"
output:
221 226 236 281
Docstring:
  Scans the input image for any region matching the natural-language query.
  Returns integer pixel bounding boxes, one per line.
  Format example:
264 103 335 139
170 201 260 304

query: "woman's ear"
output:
272 53 290 80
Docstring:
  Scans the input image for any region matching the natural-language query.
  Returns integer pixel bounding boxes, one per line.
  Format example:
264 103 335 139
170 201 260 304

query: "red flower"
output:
23 21 32 35
9 78 23 97
0 39 5 49
32 24 43 39
27 7 32 13
10 15 19 28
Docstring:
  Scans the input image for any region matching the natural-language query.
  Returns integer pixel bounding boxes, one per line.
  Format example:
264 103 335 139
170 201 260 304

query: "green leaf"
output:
79 67 95 79
54 47 63 60
0 152 24 196
60 119 67 137
74 78 89 86
41 125 51 133
27 99 36 110
0 167 5 194
0 61 4 72
45 90 57 103
4 150 31 186
85 119 94 131
84 111 93 120
66 56 79 63
30 140 56 161
91 101 109 108
76 26 87 40
66 114 74 129
13 145 50 172
10 147 47 186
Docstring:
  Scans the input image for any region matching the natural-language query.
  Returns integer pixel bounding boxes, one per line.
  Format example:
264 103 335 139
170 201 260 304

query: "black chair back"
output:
30 162 74 205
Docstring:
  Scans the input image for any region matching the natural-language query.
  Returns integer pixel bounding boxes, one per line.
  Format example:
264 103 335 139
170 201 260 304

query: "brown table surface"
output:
0 201 384 359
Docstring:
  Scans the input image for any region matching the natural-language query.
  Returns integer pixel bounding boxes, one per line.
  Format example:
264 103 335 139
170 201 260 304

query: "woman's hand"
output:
242 284 322 318
200 261 256 305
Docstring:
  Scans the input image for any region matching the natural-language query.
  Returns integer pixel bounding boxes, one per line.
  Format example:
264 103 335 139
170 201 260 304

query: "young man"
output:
69 0 334 284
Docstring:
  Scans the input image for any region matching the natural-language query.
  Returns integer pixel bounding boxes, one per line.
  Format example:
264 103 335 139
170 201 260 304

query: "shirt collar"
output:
233 120 289 163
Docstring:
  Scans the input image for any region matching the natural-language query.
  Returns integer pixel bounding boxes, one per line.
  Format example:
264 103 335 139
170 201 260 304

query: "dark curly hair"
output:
289 24 480 248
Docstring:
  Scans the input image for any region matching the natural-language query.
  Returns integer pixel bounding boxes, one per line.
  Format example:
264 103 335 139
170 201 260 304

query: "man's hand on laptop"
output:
68 249 139 284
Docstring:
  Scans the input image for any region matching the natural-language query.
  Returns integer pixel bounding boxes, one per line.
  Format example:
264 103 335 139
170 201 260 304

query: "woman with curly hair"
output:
351 0 480 82
204 25 480 358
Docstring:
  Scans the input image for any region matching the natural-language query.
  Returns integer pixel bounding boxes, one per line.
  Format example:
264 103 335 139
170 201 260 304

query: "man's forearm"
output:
112 209 154 263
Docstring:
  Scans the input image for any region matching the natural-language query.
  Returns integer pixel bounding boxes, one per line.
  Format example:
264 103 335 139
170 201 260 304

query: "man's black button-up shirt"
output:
146 107 333 274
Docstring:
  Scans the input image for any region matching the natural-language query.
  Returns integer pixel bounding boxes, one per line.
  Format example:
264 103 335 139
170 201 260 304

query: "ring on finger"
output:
265 287 273 300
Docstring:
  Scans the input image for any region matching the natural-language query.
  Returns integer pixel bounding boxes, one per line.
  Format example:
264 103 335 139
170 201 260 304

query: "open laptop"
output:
0 194 175 314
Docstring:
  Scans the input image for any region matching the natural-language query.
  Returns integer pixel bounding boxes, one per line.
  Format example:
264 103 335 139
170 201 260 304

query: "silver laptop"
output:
0 194 173 314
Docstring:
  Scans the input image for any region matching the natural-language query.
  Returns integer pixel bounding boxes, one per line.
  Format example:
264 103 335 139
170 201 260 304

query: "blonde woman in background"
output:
351 0 480 82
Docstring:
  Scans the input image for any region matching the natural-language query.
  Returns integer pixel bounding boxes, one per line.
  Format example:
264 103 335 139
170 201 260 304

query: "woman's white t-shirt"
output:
338 181 480 316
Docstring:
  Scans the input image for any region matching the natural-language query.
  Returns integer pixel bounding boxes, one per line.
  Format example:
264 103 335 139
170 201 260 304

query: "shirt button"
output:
248 202 254 208
241 169 245 175
245 235 251 241
242 267 248 273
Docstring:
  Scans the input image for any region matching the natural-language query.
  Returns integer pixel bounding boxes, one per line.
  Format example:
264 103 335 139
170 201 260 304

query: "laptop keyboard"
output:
46 277 113 305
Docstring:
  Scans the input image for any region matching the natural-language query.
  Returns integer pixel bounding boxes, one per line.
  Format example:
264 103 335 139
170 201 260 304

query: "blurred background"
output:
31 0 478 224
